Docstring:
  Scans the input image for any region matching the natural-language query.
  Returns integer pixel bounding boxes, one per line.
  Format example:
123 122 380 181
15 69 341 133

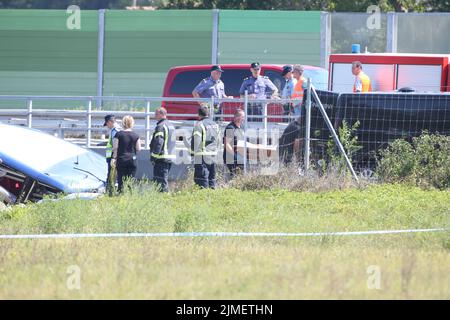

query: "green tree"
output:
0 0 130 9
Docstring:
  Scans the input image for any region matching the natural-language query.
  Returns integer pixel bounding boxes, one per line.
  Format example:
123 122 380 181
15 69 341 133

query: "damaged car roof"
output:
0 124 106 202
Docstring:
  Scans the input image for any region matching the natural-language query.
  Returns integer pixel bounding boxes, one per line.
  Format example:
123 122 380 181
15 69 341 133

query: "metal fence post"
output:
311 86 358 181
304 78 312 171
211 9 219 65
320 12 331 69
243 90 248 173
26 99 32 128
263 102 268 145
87 99 92 148
386 12 398 53
210 96 215 122
97 9 106 109
145 100 151 150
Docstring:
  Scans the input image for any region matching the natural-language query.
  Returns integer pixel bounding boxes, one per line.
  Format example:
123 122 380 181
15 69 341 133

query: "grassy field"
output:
0 184 449 299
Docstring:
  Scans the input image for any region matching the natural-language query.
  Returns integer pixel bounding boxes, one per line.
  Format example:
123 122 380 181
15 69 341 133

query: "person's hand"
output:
249 94 257 99
270 93 280 100
110 158 116 168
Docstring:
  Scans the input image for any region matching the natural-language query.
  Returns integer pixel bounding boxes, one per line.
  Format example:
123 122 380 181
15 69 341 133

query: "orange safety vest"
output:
291 76 305 99
353 71 372 93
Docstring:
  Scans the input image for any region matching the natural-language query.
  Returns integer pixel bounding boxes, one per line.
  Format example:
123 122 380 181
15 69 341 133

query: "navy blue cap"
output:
282 65 293 76
250 62 261 70
103 114 115 126
211 65 224 72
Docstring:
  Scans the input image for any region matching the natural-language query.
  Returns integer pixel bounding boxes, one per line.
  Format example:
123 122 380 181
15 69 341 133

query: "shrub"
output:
377 133 450 189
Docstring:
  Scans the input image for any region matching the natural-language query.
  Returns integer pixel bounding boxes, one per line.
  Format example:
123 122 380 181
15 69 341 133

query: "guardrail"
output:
0 93 297 149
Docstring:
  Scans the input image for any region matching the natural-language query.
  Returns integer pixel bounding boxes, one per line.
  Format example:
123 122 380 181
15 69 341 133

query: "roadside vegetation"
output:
0 132 448 299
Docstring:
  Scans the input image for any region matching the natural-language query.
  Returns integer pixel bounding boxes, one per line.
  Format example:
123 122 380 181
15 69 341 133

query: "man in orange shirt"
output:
291 65 306 118
352 61 372 93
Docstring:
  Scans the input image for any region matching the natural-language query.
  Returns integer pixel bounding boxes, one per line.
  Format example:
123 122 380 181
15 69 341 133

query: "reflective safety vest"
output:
150 119 176 161
105 127 119 159
353 71 372 93
291 76 306 100
191 118 220 156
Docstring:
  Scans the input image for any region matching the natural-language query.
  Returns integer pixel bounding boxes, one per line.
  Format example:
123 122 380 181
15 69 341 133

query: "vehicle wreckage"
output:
0 124 106 205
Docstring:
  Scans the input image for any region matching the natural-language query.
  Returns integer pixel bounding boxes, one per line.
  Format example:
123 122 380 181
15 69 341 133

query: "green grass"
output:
0 184 449 299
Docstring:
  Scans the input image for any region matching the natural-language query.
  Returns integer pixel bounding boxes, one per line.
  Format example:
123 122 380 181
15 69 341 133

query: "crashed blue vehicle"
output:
0 124 106 204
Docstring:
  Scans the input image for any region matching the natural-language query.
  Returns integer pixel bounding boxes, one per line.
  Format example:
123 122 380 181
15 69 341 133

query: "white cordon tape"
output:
0 228 448 239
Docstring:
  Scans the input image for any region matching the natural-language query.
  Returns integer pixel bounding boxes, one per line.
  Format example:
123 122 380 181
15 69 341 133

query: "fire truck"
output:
328 53 450 93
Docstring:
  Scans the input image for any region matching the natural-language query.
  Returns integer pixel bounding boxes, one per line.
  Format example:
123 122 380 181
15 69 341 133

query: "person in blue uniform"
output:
192 65 230 116
239 62 278 122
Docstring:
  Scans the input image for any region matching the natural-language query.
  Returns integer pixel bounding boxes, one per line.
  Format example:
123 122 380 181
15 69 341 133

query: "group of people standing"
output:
103 105 246 194
192 62 307 122
103 60 371 194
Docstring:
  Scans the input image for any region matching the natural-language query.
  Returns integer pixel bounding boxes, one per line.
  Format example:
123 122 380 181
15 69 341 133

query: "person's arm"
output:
112 137 119 166
193 80 206 105
266 78 279 98
221 84 230 99
150 126 164 155
239 81 246 98
191 124 203 154
354 76 363 92
224 128 235 155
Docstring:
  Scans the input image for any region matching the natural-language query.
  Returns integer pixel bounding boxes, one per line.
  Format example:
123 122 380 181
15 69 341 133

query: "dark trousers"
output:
106 158 112 184
117 165 136 193
153 161 171 193
227 163 244 179
194 161 216 189
106 158 115 195
248 103 262 122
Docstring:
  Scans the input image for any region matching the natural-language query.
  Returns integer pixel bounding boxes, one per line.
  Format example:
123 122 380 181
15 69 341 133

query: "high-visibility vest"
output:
291 76 305 100
353 71 372 93
150 119 176 160
191 118 220 156
105 127 118 159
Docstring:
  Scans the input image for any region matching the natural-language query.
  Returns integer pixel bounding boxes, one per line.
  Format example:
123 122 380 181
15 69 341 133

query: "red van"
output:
161 64 328 121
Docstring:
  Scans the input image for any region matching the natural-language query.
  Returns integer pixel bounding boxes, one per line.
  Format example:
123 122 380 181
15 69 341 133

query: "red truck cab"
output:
162 64 328 121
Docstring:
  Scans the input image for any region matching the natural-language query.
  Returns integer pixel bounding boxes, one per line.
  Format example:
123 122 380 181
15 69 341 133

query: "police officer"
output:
150 107 176 193
191 105 220 189
239 62 279 122
281 65 297 121
192 65 230 115
104 114 120 193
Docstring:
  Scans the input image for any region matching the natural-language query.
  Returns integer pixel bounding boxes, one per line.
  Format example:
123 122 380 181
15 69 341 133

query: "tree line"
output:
0 0 449 12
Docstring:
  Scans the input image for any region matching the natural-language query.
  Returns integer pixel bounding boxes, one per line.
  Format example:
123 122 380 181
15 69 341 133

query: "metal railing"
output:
0 81 360 179
0 93 297 149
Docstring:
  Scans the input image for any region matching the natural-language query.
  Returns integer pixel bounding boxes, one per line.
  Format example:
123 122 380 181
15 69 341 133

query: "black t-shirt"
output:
279 120 301 163
115 130 139 166
223 121 244 164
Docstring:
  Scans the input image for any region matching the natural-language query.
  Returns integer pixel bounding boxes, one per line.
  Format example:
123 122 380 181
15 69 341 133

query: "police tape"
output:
0 228 448 239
